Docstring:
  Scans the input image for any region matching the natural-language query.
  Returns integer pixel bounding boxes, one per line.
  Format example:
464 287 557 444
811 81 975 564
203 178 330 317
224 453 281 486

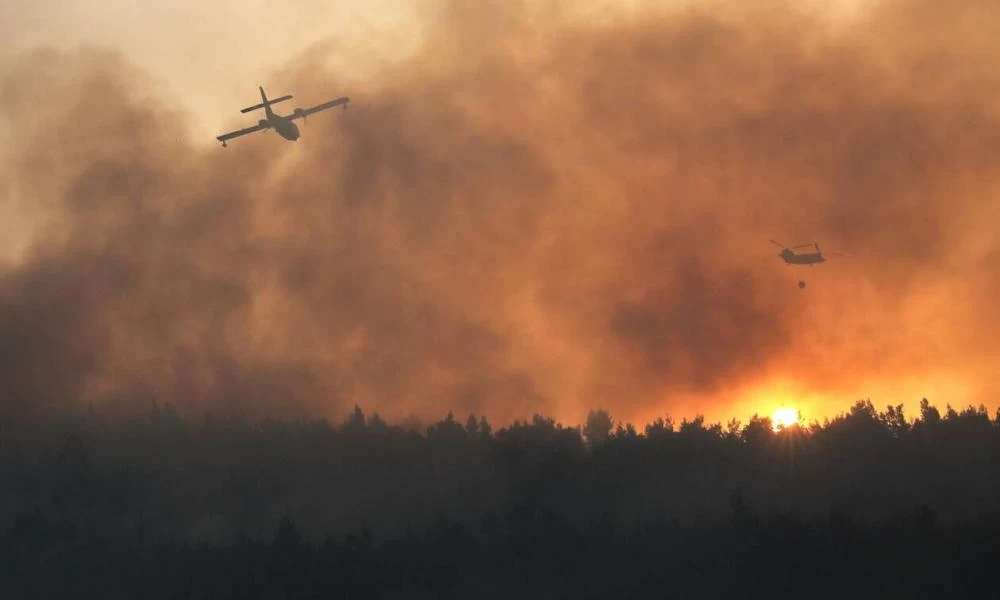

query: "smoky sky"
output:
1 0 999 426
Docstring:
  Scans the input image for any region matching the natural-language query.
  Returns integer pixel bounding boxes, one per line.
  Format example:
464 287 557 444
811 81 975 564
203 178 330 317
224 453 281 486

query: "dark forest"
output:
4 398 1000 598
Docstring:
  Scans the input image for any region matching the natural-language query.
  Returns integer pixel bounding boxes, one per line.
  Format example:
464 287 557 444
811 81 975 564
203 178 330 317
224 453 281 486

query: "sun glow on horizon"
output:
772 407 800 431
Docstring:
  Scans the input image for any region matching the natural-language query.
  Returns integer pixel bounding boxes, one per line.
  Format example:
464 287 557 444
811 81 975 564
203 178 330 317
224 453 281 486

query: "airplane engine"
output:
258 119 270 129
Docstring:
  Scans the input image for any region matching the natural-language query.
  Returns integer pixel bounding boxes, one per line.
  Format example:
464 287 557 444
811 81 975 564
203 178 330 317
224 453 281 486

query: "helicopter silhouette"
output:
769 240 845 289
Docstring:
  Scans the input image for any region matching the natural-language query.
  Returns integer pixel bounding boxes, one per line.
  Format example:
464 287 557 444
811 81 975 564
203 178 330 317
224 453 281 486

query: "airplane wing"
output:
286 96 350 121
216 123 269 147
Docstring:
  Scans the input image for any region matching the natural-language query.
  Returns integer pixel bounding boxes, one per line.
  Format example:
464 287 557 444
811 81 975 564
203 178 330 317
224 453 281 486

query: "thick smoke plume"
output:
2 0 999 425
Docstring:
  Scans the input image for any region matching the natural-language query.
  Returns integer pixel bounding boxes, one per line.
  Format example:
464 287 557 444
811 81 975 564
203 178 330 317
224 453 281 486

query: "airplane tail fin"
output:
240 87 293 113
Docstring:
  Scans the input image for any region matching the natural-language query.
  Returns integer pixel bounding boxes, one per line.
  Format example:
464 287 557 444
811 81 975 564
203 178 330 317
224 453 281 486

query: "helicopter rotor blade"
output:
791 244 813 250
769 239 787 249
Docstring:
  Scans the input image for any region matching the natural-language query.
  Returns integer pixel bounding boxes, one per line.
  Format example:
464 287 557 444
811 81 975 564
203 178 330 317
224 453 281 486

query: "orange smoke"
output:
1 0 998 427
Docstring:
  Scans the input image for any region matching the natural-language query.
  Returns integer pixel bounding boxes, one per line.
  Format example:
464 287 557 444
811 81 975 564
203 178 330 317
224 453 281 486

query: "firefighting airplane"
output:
216 86 349 147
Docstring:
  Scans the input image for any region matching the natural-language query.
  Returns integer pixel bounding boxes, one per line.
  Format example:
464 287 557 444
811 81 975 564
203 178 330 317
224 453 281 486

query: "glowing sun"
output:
772 407 800 431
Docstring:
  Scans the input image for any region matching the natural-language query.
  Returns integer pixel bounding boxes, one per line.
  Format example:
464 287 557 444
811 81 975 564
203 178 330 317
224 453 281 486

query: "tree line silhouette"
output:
3 398 1000 598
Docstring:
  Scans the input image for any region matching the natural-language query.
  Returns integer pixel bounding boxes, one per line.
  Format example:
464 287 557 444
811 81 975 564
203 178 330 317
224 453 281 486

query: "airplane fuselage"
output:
263 105 300 141
272 115 300 141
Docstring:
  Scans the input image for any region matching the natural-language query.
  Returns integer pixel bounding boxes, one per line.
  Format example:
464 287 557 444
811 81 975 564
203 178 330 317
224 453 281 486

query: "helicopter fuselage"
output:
780 250 825 265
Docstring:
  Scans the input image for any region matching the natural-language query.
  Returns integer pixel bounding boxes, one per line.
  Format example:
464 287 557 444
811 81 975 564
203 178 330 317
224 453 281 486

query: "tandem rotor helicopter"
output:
216 86 350 147
769 240 845 289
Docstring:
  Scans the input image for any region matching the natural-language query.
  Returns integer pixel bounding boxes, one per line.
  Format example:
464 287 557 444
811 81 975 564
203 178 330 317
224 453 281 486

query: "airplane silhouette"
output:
216 86 349 147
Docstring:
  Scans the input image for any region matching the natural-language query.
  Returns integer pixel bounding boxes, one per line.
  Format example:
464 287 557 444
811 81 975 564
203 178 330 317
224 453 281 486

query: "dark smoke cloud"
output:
2 0 999 425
